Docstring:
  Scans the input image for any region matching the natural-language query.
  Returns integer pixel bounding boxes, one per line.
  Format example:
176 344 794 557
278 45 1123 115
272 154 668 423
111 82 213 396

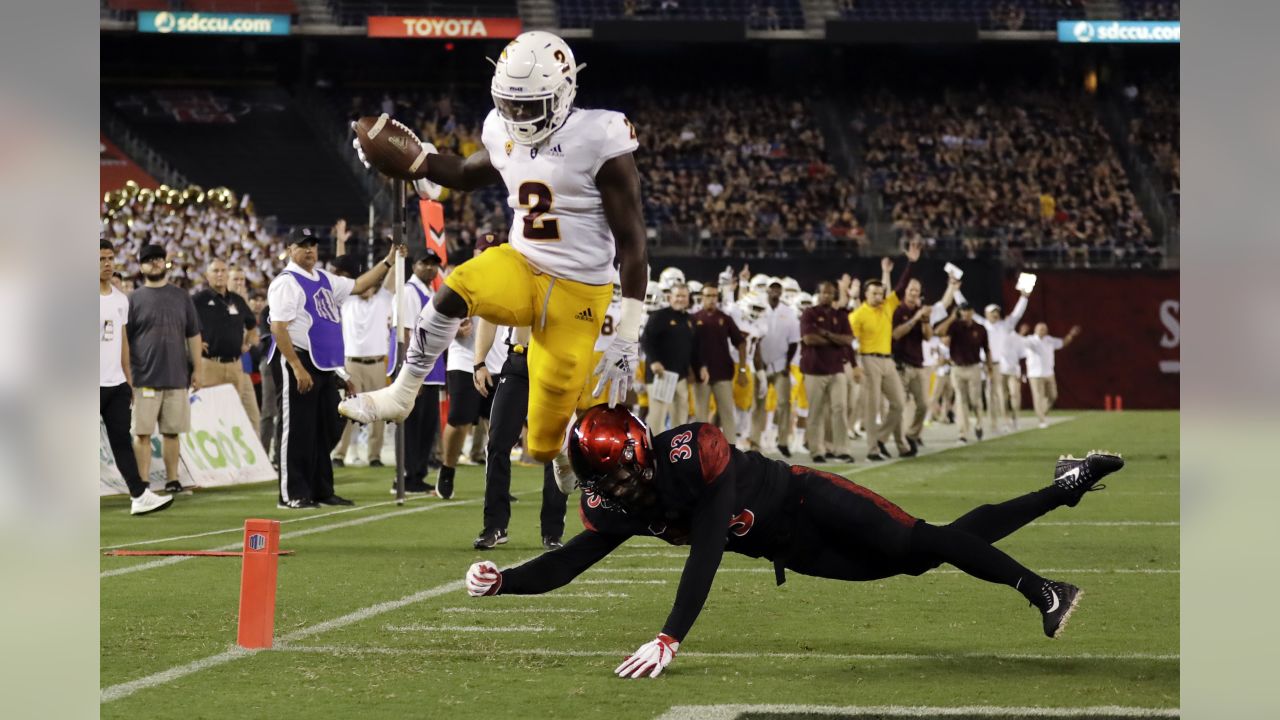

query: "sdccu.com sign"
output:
1058 20 1179 44
138 11 291 36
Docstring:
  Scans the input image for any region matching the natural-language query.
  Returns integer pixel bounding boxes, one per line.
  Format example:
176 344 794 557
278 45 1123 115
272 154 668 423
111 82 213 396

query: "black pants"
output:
278 350 343 502
784 467 1063 593
483 352 566 536
101 383 147 498
403 385 441 486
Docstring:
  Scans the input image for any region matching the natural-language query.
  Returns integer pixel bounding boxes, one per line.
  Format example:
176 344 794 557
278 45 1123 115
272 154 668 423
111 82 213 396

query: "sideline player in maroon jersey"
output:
463 406 1124 678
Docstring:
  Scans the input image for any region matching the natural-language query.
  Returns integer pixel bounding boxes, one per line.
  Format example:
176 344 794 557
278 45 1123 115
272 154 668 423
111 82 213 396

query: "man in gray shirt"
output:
128 243 202 494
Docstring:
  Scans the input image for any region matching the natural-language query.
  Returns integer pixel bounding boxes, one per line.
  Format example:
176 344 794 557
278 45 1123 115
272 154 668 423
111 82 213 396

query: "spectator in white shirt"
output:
749 279 801 455
969 290 1030 433
1022 323 1082 428
332 255 395 468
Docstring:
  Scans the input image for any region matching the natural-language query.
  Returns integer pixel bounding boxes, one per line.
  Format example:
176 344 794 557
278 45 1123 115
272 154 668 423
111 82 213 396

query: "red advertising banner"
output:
100 133 158 196
367 16 522 39
1000 270 1179 409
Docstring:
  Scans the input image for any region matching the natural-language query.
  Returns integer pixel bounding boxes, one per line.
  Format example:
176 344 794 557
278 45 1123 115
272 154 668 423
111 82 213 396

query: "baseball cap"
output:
768 278 783 287
984 303 1001 315
139 244 166 263
286 228 318 247
957 301 973 311
413 248 443 266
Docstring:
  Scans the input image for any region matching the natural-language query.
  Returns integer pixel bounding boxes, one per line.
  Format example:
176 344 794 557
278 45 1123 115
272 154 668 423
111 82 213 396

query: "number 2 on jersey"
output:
518 181 561 242
669 430 693 463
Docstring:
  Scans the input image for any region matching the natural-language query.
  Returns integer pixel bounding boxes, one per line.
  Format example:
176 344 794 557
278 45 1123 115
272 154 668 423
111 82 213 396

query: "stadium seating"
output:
838 0 1085 31
183 0 299 12
106 86 368 226
558 1 806 31
329 0 519 25
1121 1 1179 20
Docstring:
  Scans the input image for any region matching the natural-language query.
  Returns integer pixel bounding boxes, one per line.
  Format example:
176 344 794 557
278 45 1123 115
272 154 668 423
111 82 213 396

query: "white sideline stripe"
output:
101 496 432 550
493 591 630 598
279 645 1179 663
587 567 1179 575
442 607 598 614
101 552 544 703
100 494 507 578
653 704 1180 720
577 579 669 585
386 624 553 633
1034 521 1179 527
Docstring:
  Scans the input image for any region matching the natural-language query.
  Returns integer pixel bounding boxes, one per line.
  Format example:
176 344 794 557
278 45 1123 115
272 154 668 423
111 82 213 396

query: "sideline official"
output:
268 231 402 509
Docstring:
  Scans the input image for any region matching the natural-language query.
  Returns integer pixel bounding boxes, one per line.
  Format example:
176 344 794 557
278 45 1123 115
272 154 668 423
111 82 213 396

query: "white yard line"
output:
278 644 1179 663
385 624 554 633
653 704 1180 720
100 495 499 579
587 567 1179 575
441 607 598 614
101 551 544 703
577 579 669 585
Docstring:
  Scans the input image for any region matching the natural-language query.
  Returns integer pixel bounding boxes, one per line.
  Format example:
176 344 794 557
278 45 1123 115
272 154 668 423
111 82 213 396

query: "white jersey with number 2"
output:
481 107 638 285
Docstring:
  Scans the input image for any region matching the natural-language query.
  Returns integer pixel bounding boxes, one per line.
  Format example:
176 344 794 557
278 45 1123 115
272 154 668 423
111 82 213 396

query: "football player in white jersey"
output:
341 31 648 492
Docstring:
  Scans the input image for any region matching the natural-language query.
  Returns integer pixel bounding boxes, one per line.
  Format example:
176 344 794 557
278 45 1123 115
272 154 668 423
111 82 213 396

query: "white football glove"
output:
350 132 372 170
465 560 502 597
592 336 639 408
615 633 680 679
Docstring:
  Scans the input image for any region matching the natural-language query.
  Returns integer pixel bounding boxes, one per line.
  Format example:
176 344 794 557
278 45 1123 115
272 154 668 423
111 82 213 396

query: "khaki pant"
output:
951 364 985 439
693 379 738 441
861 356 905 453
335 358 388 460
845 365 861 433
899 365 930 439
929 368 953 419
750 370 792 448
1029 375 1058 423
805 372 850 457
200 358 259 435
648 378 689 432
987 371 1023 430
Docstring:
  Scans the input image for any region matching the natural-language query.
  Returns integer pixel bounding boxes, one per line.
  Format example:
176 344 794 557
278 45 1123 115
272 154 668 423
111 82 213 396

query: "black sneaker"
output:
1053 451 1125 507
877 441 892 458
976 428 984 441
436 467 456 500
777 444 792 458
542 536 564 551
278 498 320 509
832 453 856 463
331 458 345 468
369 459 384 467
508 493 519 503
866 453 887 462
1037 580 1083 639
473 527 509 550
317 495 355 506
958 436 969 444
810 453 827 463
912 436 925 448
389 483 434 496
164 480 192 495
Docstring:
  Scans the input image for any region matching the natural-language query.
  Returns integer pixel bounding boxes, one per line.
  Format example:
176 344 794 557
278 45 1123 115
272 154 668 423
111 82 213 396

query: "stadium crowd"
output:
860 88 1160 268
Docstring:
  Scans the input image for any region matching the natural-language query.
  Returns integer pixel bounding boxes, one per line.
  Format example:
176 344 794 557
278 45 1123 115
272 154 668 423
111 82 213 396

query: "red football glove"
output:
615 633 680 679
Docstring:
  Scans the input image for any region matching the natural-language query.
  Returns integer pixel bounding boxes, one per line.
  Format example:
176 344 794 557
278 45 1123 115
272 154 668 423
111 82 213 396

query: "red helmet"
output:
568 405 655 514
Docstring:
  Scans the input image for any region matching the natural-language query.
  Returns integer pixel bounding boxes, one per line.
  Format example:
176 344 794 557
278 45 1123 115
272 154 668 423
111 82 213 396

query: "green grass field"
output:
100 411 1178 719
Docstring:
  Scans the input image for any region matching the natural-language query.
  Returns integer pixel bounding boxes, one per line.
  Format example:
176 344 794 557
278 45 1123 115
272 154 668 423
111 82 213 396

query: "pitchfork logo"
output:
248 533 266 551
313 288 341 323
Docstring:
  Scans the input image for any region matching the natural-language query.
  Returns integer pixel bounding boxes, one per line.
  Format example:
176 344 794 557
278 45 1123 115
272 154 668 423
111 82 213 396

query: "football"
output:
353 114 429 180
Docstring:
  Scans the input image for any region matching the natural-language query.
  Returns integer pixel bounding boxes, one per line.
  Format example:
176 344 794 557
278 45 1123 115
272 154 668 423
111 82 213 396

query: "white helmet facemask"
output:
490 31 584 146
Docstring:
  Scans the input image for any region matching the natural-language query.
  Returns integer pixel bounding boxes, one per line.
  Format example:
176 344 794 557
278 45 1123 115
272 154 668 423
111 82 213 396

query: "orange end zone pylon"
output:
237 518 281 649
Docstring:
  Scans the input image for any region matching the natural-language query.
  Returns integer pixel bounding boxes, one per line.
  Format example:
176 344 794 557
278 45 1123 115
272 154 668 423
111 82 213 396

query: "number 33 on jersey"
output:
481 108 638 285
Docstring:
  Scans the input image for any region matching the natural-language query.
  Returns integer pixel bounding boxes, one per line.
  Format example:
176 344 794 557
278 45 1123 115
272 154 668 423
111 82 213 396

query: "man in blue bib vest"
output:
268 230 403 509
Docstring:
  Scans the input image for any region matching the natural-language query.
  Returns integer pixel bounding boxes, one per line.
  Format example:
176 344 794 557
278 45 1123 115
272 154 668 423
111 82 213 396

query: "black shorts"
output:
782 466 923 582
446 369 493 426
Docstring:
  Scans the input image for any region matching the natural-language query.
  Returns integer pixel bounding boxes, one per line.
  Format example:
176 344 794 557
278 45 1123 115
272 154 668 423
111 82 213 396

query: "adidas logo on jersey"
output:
548 144 564 157
575 308 595 322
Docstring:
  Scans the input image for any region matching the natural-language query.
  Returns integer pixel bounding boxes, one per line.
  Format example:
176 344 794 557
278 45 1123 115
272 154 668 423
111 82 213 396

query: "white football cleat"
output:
339 385 414 424
131 488 174 516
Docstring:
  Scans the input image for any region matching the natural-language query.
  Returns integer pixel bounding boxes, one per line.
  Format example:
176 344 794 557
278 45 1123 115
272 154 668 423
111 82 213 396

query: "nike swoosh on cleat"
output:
1046 588 1060 613
1055 467 1081 484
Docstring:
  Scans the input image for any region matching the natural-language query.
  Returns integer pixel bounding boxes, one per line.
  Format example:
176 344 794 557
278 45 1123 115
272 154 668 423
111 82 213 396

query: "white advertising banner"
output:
99 384 275 496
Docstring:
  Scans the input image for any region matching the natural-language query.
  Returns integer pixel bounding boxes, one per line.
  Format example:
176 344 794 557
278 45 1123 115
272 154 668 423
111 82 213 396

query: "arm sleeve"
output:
661 467 734 641
325 270 357 306
893 261 913 297
1007 294 1029 327
268 278 301 324
184 294 201 338
497 530 628 595
799 308 817 336
1049 337 1065 350
785 311 801 344
590 112 640 177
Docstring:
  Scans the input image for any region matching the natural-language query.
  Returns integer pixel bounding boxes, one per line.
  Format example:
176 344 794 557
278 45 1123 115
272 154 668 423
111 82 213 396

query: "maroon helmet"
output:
568 405 655 514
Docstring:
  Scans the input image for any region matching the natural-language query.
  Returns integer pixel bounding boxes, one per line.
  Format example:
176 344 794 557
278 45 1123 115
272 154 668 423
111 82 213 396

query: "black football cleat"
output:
1037 580 1083 639
542 536 564 551
1053 450 1125 507
473 527 509 550
777 444 792 458
317 495 355 506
